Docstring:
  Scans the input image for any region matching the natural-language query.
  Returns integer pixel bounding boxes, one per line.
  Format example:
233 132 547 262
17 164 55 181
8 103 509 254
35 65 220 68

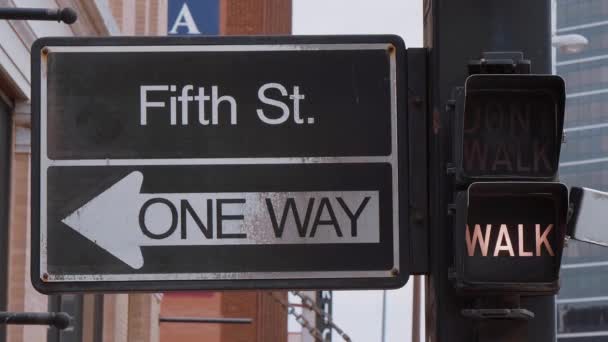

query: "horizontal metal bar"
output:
0 7 76 24
566 87 608 99
556 295 608 304
557 330 608 338
561 260 608 269
0 311 71 329
560 157 608 167
556 53 608 66
159 317 253 324
557 19 608 33
564 122 608 132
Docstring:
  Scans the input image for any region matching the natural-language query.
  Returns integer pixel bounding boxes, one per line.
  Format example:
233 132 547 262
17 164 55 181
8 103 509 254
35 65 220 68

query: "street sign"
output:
32 36 409 293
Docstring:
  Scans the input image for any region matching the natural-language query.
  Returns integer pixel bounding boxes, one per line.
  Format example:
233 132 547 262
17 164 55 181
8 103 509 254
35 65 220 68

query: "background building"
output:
555 0 608 340
0 1 168 342
0 0 291 341
160 291 287 342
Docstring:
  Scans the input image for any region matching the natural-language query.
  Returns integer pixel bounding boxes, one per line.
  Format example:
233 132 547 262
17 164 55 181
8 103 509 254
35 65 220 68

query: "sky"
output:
291 1 424 341
293 0 423 47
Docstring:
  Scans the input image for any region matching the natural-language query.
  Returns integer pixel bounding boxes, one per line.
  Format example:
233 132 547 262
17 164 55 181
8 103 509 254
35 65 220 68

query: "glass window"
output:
48 295 83 342
560 162 608 192
562 239 608 264
47 294 105 342
560 265 608 299
561 128 608 163
557 0 608 29
558 61 608 94
562 94 608 129
557 300 608 334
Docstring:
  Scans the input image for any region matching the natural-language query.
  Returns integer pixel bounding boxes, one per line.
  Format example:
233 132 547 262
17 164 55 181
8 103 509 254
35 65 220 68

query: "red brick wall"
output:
220 291 288 342
221 0 291 34
160 291 287 342
160 292 222 342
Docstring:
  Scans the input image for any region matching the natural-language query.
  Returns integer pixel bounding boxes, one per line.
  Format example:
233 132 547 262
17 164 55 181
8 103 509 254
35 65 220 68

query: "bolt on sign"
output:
31 36 409 293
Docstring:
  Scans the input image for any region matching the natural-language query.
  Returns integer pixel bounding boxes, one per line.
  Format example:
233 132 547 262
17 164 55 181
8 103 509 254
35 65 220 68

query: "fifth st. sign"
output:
32 35 409 293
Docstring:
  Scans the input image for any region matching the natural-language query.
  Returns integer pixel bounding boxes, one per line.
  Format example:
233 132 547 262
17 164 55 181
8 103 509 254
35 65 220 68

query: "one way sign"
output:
62 171 380 269
32 35 409 293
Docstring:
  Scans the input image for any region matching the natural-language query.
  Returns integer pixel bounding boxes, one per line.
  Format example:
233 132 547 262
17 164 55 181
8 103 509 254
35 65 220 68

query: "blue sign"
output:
167 0 219 35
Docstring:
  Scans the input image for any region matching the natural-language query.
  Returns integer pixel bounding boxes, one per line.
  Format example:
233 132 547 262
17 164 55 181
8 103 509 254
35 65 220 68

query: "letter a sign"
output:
168 0 219 35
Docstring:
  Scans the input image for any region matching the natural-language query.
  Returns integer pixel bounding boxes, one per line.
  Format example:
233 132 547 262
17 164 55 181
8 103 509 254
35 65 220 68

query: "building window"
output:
562 94 608 129
560 162 608 192
557 0 608 29
558 300 608 334
560 265 608 300
558 61 608 94
48 295 84 342
48 294 105 342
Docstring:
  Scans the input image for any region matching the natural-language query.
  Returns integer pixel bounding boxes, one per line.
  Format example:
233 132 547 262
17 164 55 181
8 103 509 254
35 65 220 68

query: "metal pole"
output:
381 290 387 342
412 276 421 342
0 7 77 23
315 290 333 342
0 311 71 329
159 317 252 324
424 0 555 341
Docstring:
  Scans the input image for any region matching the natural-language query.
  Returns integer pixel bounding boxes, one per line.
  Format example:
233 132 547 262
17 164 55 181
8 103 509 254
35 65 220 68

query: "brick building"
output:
0 0 289 341
0 1 167 342
160 291 288 342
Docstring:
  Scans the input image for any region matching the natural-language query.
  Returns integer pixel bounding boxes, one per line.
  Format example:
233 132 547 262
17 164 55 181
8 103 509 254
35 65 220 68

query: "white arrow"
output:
62 171 147 269
61 171 380 270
